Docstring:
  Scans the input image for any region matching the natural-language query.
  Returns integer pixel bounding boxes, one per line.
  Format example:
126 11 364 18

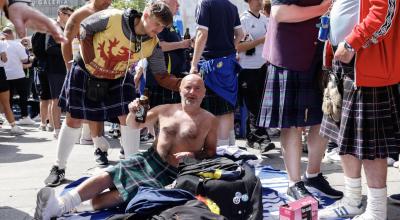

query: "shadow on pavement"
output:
0 206 32 220
0 144 43 163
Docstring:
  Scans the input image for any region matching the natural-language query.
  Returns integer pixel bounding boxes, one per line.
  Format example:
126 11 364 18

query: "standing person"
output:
237 0 274 153
2 27 33 125
190 0 244 147
146 0 191 106
44 2 178 187
257 0 343 200
0 34 24 135
319 0 400 218
42 5 74 139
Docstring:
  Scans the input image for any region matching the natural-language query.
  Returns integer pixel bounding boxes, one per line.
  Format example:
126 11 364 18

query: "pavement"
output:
0 122 400 220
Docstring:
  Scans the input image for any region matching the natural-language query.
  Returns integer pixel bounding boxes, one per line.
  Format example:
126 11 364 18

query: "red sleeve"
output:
323 41 333 68
345 0 397 50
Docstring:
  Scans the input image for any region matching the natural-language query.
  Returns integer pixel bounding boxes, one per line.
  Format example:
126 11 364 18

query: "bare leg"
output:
40 99 50 125
51 98 62 129
216 113 234 140
89 121 104 138
48 101 54 128
76 172 123 210
0 90 16 124
280 127 302 182
341 155 362 178
363 158 386 188
306 124 327 174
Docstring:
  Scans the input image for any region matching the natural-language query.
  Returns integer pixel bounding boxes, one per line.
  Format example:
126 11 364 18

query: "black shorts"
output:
38 71 51 100
0 67 9 93
48 73 66 99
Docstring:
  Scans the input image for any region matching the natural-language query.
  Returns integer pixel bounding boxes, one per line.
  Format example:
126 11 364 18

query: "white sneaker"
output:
393 161 399 168
34 187 63 220
16 116 35 125
325 147 341 163
352 213 380 220
32 115 41 122
79 137 93 145
53 129 60 139
319 198 364 219
10 125 25 135
46 125 54 132
38 124 47 131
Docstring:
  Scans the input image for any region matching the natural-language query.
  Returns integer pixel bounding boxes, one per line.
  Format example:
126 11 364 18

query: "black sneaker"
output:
94 148 109 167
287 181 314 201
260 141 276 154
119 148 125 159
140 133 154 143
303 173 343 199
44 166 65 187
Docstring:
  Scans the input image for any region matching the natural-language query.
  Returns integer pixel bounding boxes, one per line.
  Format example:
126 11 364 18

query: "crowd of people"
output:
0 0 399 219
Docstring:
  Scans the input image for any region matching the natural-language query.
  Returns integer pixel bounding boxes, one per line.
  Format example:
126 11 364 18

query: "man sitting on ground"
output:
34 74 217 220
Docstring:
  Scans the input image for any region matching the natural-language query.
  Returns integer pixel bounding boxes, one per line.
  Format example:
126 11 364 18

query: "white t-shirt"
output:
238 11 269 69
0 40 7 67
4 40 28 80
329 0 359 46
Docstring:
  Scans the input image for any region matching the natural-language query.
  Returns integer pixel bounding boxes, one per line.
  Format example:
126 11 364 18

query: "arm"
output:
190 28 208 74
159 40 191 52
234 27 245 50
236 36 265 53
62 13 82 71
0 52 7 63
194 116 218 159
271 0 330 23
345 0 398 50
127 99 161 129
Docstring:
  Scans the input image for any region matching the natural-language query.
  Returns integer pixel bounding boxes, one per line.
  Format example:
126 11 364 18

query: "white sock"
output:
228 130 235 146
120 125 140 157
81 123 91 140
55 122 82 169
74 200 94 212
364 187 387 220
344 176 362 206
305 172 318 179
217 139 229 147
93 136 110 152
60 189 82 213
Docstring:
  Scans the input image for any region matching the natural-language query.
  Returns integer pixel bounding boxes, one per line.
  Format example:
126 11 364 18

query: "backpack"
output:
174 157 263 220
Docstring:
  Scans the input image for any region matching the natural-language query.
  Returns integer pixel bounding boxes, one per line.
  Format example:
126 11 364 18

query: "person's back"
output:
4 40 27 80
156 103 215 166
196 0 240 59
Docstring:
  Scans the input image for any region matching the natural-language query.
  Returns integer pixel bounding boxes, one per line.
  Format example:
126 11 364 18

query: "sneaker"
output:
53 129 60 139
388 194 400 204
44 166 65 187
324 147 341 163
112 128 121 139
319 198 364 219
38 124 47 131
140 133 154 143
16 116 35 125
287 181 314 201
10 125 25 135
260 141 276 154
46 125 54 132
303 173 343 199
79 137 93 145
352 214 378 220
34 187 62 220
32 114 41 122
393 161 399 168
94 148 109 166
119 148 125 159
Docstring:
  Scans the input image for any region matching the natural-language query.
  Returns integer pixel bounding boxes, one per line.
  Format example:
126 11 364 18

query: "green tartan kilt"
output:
106 148 178 202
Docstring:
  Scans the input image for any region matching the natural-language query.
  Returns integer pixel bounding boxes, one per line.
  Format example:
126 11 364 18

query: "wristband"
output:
344 41 355 52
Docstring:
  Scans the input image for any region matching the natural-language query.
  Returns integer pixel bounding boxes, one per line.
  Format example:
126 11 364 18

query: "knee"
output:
66 117 82 128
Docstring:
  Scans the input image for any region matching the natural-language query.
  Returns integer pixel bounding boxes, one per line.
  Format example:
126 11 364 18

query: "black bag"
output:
174 157 263 220
86 76 110 102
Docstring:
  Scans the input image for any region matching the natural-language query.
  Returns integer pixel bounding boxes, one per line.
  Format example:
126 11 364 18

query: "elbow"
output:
271 6 286 23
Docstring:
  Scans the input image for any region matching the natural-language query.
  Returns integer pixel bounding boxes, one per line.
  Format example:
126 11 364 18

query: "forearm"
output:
237 38 262 53
126 112 144 129
159 41 183 52
271 4 326 23
154 73 182 92
191 30 208 68
61 42 73 68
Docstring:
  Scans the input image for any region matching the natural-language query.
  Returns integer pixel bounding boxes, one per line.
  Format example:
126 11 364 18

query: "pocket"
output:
86 76 110 102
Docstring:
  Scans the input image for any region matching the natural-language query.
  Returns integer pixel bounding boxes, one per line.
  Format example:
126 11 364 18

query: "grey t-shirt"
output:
329 0 359 46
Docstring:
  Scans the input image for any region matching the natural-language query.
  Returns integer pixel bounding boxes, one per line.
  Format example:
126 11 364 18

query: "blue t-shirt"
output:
157 26 187 75
195 0 241 59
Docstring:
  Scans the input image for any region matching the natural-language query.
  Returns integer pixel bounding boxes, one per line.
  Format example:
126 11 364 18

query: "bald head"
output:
180 74 206 107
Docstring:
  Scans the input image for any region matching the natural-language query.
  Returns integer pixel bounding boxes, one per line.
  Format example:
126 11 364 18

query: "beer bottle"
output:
135 88 149 123
183 28 191 40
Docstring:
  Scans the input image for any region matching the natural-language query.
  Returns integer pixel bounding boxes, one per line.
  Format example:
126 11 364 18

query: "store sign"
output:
33 0 69 6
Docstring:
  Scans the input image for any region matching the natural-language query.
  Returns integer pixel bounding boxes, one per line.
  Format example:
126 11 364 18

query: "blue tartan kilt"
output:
58 63 136 121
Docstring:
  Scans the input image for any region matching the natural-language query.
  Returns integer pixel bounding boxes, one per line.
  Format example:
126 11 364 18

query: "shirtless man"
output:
34 74 217 220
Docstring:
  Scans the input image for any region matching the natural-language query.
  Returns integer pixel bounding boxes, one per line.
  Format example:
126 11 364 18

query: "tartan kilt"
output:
320 114 340 142
338 74 400 160
106 147 178 202
201 87 235 116
147 84 181 108
58 63 136 121
258 63 323 128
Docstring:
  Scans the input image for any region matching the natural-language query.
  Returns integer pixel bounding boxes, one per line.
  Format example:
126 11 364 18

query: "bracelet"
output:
4 0 32 18
344 41 355 52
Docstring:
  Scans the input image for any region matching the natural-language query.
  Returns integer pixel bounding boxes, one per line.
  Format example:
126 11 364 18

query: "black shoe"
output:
140 133 154 143
287 181 314 201
303 173 343 199
44 166 65 187
119 148 125 159
260 141 276 154
94 148 109 167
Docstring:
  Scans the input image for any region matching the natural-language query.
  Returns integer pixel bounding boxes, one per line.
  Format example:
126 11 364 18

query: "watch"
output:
344 41 355 52
4 0 32 18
